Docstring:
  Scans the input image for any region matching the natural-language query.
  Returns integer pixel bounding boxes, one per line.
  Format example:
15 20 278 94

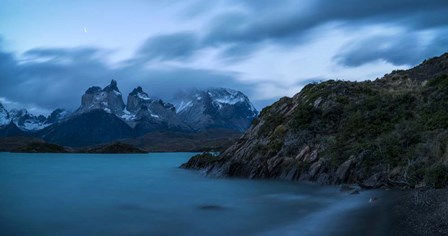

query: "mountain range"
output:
0 81 258 149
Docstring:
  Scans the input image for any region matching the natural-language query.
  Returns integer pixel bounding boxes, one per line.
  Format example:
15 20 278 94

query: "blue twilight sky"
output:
0 0 447 115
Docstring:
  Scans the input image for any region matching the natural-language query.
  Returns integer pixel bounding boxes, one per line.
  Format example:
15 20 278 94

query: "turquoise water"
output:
0 153 390 235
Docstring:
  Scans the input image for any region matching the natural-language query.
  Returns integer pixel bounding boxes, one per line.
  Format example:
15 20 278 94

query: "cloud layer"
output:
0 0 447 114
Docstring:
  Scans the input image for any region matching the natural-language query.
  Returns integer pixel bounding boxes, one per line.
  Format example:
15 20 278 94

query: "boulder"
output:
308 160 323 178
362 173 384 188
336 159 353 182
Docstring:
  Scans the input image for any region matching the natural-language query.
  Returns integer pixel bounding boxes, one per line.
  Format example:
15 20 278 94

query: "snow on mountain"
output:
0 102 11 126
0 102 71 131
126 86 190 133
176 100 193 114
172 88 258 131
9 109 49 131
1 81 257 136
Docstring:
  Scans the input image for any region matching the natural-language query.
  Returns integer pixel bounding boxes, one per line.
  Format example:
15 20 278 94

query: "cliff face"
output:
182 52 448 189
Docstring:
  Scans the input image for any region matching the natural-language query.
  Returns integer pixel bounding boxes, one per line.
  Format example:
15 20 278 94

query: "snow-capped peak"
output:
207 88 247 105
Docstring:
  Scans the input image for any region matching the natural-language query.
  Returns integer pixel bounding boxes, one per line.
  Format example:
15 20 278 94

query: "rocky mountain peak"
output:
127 86 153 113
173 87 258 131
129 86 145 96
77 80 125 115
85 86 102 94
45 109 70 124
126 86 176 118
103 79 120 93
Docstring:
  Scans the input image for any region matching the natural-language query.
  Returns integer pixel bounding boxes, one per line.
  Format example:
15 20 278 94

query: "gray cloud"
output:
134 0 447 65
175 0 448 65
1 0 448 114
335 28 448 66
200 0 447 44
24 47 104 60
135 32 200 62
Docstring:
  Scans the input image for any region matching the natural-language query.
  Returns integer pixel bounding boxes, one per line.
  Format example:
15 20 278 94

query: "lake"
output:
0 152 392 235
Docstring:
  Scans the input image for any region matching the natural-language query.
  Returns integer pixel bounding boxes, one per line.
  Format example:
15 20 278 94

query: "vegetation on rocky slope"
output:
182 53 448 189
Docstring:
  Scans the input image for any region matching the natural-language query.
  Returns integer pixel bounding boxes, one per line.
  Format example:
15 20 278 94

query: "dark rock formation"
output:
83 142 147 153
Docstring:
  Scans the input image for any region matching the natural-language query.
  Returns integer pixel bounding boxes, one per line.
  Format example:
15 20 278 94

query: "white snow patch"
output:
176 100 193 113
213 96 245 105
137 93 151 101
22 121 49 131
194 94 202 100
121 109 136 121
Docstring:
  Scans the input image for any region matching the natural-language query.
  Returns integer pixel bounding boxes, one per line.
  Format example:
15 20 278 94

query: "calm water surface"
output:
0 153 391 235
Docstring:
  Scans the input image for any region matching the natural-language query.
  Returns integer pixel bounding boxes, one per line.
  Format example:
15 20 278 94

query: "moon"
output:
83 27 88 33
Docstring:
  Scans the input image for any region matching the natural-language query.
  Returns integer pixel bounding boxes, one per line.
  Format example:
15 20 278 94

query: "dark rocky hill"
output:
182 52 448 189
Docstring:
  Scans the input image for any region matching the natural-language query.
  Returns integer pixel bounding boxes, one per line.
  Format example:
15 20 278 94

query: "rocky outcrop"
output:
182 52 448 189
173 88 258 131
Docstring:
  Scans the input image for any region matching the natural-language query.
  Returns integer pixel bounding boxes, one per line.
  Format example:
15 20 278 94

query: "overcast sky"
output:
0 0 447 115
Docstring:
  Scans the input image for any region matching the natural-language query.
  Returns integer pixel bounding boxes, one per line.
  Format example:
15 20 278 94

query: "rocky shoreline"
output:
388 188 448 235
181 53 448 189
181 53 448 234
